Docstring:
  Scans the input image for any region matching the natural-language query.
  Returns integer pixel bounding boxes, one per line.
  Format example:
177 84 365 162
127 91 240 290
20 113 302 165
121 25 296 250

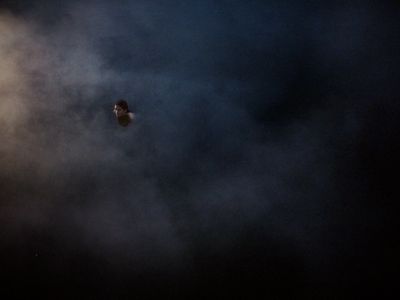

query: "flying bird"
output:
113 99 135 127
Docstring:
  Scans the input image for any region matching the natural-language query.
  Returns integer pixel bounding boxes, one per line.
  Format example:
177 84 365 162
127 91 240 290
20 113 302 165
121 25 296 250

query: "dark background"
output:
0 0 399 298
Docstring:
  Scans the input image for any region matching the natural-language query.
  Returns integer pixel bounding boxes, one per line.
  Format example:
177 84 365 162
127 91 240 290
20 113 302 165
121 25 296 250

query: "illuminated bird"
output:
113 99 135 127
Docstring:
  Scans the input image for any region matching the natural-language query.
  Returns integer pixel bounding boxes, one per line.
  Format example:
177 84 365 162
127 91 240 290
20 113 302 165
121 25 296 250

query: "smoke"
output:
1 0 399 297
0 4 182 268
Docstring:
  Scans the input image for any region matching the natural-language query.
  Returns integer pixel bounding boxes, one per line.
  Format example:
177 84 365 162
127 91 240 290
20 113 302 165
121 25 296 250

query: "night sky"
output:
0 0 399 298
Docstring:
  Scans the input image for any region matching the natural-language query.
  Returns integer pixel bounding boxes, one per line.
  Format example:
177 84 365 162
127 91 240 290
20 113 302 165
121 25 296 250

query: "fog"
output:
0 0 399 297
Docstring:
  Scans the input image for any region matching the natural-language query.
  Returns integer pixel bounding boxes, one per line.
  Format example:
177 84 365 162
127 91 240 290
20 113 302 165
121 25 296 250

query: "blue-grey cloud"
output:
0 0 399 297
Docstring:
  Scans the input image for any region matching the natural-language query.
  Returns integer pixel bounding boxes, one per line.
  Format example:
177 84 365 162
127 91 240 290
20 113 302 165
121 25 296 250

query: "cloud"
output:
1 1 399 295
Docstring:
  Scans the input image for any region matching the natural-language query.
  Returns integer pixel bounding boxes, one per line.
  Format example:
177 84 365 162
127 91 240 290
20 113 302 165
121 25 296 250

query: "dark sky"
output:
0 0 399 298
